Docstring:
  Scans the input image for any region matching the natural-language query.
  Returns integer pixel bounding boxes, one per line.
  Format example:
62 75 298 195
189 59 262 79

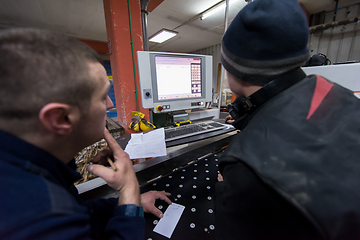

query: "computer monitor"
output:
137 51 213 113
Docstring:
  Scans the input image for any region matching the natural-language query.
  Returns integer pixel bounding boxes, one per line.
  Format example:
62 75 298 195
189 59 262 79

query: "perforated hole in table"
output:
141 151 225 240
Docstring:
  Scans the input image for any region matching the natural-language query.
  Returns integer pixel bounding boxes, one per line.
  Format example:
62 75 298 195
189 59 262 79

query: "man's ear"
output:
39 103 81 135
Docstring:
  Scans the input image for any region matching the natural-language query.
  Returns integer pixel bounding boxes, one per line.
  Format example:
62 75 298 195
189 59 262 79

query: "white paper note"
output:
124 128 167 159
130 132 143 144
153 203 185 238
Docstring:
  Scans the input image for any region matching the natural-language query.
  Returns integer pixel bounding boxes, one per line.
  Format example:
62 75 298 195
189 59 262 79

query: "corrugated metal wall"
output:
309 3 360 63
192 3 360 93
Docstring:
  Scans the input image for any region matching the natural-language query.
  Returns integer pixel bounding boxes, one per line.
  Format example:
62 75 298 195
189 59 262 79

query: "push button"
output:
156 105 163 111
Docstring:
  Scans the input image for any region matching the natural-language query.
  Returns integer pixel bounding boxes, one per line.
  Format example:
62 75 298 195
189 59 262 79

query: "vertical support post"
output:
217 0 230 112
140 0 150 51
103 0 149 134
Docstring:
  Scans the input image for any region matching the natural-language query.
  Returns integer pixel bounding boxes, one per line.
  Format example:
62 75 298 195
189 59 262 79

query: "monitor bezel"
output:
137 51 213 113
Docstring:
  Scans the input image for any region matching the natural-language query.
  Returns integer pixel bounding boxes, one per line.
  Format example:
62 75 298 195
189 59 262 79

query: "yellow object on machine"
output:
172 120 191 127
140 118 156 131
129 111 156 132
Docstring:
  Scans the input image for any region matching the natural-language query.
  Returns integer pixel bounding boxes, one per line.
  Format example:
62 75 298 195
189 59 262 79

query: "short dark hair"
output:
0 28 102 130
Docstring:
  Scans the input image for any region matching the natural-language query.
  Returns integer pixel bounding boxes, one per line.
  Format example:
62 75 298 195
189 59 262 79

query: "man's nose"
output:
106 95 114 110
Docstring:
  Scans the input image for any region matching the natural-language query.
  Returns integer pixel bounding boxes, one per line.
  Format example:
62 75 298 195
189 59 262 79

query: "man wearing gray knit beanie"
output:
214 0 360 239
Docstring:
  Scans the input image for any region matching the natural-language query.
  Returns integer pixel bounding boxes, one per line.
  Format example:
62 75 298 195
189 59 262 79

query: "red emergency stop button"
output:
156 105 163 111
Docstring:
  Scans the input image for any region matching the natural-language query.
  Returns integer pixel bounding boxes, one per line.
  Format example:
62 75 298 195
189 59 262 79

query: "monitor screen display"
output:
155 56 202 101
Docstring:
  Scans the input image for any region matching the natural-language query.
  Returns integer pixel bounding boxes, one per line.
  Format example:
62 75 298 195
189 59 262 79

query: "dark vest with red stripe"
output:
220 74 360 239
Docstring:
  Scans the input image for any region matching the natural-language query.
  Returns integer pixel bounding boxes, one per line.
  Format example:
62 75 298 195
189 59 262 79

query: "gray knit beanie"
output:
221 0 310 85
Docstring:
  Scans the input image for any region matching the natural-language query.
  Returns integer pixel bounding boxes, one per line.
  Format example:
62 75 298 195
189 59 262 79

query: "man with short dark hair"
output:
0 28 144 239
215 0 360 239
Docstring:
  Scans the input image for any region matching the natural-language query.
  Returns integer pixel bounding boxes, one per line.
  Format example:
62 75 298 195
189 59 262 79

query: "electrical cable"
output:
128 0 140 112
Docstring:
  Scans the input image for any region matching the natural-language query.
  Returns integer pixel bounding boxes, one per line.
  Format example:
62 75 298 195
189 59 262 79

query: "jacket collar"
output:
0 130 82 189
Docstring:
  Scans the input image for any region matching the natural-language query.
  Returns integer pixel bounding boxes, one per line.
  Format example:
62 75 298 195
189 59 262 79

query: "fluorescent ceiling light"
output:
201 0 239 20
149 29 178 43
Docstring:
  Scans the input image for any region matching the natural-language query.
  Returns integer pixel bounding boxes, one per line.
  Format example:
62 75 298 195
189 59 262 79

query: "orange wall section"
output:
78 39 109 55
147 0 164 12
103 0 149 134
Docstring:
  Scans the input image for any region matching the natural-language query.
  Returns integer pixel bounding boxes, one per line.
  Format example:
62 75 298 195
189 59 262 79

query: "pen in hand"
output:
107 157 118 171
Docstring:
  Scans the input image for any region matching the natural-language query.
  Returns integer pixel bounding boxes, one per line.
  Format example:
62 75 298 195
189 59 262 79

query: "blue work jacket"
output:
0 130 145 239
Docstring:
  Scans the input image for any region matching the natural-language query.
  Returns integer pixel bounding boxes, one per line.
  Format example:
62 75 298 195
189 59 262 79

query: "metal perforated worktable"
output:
77 126 238 239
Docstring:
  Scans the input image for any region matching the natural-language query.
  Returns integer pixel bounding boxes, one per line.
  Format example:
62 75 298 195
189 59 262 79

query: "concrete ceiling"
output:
0 0 358 53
